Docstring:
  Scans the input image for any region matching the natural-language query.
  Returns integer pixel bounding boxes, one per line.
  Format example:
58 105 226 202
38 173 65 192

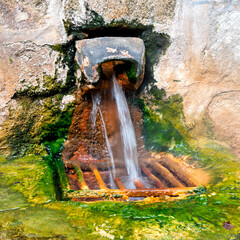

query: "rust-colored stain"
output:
62 61 208 202
64 151 204 201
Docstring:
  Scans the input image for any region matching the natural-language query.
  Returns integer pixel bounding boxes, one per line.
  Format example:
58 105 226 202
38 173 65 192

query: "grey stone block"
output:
75 37 145 89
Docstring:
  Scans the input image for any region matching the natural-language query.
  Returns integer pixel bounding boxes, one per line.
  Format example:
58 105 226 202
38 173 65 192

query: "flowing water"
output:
112 74 141 183
90 73 141 189
91 93 116 188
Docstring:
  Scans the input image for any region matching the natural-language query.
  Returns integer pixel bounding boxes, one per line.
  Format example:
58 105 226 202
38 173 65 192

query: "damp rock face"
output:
154 1 240 156
0 0 240 157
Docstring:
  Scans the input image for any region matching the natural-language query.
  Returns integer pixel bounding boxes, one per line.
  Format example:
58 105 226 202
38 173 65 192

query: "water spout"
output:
63 37 146 190
112 73 141 188
90 73 141 189
61 37 201 199
91 93 116 188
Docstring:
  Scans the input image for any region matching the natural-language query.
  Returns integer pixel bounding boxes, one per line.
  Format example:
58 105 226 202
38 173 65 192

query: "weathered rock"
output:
0 93 75 156
207 91 240 157
0 0 66 45
0 0 68 126
154 0 240 156
0 41 68 126
64 0 176 30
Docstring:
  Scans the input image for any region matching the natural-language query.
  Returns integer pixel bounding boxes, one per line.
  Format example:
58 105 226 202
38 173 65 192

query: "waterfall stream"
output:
91 73 141 189
91 93 116 188
112 74 141 183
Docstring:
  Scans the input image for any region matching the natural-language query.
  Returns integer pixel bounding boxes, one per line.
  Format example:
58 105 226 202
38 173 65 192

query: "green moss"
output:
139 31 170 90
40 99 75 142
14 72 63 97
0 155 55 204
0 142 240 239
135 86 188 152
63 19 73 35
74 164 84 184
56 157 69 193
0 207 81 239
14 68 70 98
83 8 105 31
51 40 83 91
126 62 138 85
47 186 240 239
42 74 59 91
0 93 75 156
44 138 69 199
142 106 185 151
0 186 29 211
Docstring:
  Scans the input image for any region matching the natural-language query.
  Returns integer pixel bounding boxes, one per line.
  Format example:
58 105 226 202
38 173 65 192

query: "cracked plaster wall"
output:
0 0 239 157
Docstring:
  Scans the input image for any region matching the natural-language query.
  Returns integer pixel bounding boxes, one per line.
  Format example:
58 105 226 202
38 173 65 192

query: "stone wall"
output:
155 0 240 157
0 0 239 157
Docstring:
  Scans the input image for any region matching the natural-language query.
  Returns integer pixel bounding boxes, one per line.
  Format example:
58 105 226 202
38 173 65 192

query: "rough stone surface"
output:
0 0 68 126
0 0 66 45
0 41 68 126
154 0 240 157
207 91 240 158
65 0 176 30
0 0 239 157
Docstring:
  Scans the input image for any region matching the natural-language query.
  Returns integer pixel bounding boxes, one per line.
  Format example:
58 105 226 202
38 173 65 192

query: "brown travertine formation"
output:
62 74 147 172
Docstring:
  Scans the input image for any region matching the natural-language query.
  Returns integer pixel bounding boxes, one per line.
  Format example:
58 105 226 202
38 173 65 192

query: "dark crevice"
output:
73 26 147 38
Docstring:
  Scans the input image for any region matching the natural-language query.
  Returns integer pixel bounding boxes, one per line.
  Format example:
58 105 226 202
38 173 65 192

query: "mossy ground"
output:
0 140 239 239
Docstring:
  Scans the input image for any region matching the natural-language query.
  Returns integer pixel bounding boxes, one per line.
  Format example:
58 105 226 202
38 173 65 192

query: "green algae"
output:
0 187 29 211
0 145 240 239
0 207 82 239
44 138 70 199
46 186 240 239
133 86 188 152
0 93 75 156
51 43 79 89
125 62 138 85
74 164 84 185
0 155 55 204
14 72 62 97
